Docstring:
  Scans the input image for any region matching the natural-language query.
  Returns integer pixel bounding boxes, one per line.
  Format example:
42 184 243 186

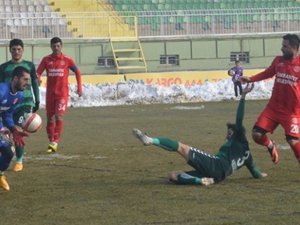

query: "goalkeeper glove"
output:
11 127 29 147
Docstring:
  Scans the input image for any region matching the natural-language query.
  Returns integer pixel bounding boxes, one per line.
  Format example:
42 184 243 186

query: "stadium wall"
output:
0 35 281 76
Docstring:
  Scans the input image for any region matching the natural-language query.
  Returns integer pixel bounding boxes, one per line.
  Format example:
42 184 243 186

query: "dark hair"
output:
50 37 62 45
9 39 24 49
12 66 30 80
227 123 246 139
283 34 300 50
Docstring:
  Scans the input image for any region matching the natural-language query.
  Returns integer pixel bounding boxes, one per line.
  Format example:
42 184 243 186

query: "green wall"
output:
0 35 284 74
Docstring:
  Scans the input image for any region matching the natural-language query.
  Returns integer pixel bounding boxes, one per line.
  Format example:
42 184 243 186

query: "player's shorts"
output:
13 106 32 127
46 95 68 116
255 107 300 138
187 147 231 182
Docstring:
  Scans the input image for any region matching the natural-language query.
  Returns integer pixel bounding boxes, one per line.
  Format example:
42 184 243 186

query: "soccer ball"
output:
229 70 235 76
22 113 42 133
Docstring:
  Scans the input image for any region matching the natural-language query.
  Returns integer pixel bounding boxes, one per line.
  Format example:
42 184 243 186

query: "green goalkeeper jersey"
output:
0 60 40 109
216 99 263 178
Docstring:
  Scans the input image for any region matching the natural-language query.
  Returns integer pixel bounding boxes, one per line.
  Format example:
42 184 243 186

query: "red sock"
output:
54 120 64 143
291 142 300 164
46 121 55 142
253 134 271 147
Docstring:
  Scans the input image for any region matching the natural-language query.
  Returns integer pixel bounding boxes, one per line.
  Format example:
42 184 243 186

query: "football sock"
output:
290 142 300 164
254 134 271 148
152 137 179 152
54 120 64 143
15 146 24 163
46 120 55 142
177 173 201 185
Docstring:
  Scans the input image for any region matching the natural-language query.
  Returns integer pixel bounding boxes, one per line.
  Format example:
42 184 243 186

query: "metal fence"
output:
0 7 300 40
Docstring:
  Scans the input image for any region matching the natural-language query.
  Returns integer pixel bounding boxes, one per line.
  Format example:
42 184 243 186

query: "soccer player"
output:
228 60 243 97
36 37 82 153
0 39 40 172
240 33 300 165
0 66 30 191
133 83 267 185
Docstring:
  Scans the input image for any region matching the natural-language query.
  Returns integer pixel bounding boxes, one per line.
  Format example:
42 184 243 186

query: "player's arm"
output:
240 57 278 83
0 90 26 146
235 83 254 129
246 162 267 178
30 63 40 112
245 153 267 178
70 64 82 97
2 92 23 129
3 96 28 146
36 58 46 85
228 67 235 76
3 110 16 130
0 64 5 82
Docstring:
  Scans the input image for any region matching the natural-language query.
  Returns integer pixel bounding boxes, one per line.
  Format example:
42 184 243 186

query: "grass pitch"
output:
0 100 299 225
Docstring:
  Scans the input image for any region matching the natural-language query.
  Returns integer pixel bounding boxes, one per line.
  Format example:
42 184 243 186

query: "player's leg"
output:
12 108 30 172
46 94 55 142
234 82 238 97
0 144 15 191
133 128 217 164
282 116 300 164
133 129 220 183
54 114 64 144
132 128 189 160
168 171 214 186
252 110 279 164
286 136 300 164
237 81 243 95
46 111 57 153
53 97 68 148
47 97 68 153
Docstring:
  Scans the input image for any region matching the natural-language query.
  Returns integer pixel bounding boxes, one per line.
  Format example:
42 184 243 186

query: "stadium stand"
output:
0 0 72 39
108 0 300 11
0 0 299 39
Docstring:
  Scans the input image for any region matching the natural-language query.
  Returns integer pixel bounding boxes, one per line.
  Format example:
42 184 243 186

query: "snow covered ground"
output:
39 78 274 107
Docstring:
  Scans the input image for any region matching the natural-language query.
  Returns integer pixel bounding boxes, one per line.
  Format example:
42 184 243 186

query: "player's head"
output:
226 123 246 140
11 66 30 92
9 39 24 62
50 37 62 55
282 34 300 60
235 60 240 66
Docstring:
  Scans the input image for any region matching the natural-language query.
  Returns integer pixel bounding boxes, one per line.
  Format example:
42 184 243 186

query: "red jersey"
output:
251 55 300 115
37 53 82 97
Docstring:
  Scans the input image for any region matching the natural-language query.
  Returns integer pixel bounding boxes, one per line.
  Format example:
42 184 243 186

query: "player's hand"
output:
33 101 40 112
239 76 251 84
260 172 268 178
11 127 29 147
242 83 254 95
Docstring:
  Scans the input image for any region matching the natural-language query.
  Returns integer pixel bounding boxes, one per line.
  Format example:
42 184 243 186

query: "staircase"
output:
49 0 132 38
109 16 147 74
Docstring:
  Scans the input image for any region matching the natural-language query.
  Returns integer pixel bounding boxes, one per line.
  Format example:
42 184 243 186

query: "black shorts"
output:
187 147 231 182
